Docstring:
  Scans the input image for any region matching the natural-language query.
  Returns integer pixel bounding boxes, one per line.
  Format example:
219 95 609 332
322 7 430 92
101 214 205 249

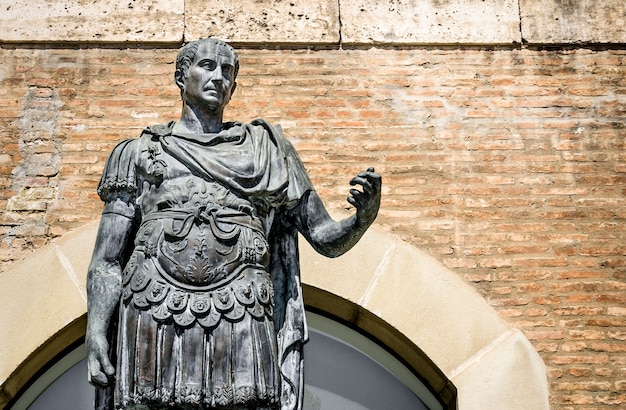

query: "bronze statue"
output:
86 38 381 410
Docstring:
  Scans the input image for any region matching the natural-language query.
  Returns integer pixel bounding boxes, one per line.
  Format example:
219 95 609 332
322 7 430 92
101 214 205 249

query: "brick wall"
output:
1 46 625 408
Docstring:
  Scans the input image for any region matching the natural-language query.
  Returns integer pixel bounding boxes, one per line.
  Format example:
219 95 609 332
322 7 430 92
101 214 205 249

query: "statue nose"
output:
210 65 223 82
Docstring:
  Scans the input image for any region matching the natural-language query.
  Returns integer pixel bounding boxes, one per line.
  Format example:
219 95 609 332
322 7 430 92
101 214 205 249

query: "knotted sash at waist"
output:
141 204 264 242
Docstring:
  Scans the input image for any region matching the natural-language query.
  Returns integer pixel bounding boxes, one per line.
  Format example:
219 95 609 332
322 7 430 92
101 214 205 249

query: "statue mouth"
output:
203 82 219 91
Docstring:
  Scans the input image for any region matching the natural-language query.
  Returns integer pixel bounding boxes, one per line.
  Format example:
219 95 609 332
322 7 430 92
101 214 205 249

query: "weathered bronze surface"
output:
86 38 381 410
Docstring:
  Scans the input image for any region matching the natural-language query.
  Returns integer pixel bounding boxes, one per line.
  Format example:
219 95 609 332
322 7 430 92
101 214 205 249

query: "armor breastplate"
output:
121 174 274 328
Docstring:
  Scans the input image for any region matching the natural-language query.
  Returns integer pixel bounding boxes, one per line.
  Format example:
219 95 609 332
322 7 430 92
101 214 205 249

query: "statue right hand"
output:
87 333 115 387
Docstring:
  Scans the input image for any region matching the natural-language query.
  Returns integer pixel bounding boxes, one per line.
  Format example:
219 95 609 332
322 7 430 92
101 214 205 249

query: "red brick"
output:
556 381 612 391
551 355 610 365
588 343 626 353
567 367 593 377
596 394 626 405
525 330 566 340
554 306 604 316
552 393 595 405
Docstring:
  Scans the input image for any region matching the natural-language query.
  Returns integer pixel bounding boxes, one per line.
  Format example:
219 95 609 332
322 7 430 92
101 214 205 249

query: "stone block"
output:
184 0 339 44
0 246 86 388
450 330 550 410
53 220 99 291
300 226 396 306
341 0 521 45
361 240 509 374
0 0 184 43
520 0 626 44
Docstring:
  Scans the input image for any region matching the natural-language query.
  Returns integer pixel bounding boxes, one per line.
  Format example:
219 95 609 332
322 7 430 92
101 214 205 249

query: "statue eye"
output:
222 65 233 77
200 60 217 70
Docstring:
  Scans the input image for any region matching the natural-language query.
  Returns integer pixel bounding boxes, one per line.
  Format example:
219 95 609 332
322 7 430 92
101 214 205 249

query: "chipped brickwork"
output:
0 45 625 408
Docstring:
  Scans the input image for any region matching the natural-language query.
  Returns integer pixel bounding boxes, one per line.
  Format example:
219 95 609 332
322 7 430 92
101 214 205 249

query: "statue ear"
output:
230 81 237 98
174 69 185 92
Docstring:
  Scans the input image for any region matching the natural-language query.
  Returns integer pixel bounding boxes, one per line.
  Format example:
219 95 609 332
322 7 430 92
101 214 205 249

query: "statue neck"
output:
174 102 224 134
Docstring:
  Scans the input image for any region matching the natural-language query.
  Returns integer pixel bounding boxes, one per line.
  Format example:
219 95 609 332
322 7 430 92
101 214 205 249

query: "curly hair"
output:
174 38 239 93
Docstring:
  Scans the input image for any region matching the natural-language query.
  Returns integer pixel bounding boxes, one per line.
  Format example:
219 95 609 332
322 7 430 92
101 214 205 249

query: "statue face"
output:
181 41 237 112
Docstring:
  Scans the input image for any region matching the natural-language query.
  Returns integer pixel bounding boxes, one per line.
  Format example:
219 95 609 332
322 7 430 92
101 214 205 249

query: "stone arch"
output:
0 220 549 409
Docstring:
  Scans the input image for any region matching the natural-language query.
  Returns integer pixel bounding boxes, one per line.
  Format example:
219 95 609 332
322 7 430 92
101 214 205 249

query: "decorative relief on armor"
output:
122 257 274 328
142 138 168 185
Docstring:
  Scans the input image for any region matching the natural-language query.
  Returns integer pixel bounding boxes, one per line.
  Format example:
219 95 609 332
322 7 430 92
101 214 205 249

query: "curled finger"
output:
350 176 373 192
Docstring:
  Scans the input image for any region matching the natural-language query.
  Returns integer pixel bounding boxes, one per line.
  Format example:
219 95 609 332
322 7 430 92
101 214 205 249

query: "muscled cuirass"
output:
120 136 274 329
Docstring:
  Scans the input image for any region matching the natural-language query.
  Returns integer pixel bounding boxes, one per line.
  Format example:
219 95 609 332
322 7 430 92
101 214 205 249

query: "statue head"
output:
174 38 239 112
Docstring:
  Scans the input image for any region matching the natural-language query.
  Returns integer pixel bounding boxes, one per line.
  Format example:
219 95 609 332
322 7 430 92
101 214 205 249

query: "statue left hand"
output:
348 167 382 228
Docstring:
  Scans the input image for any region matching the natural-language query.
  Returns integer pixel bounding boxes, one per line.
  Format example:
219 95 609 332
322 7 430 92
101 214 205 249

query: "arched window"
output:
11 311 452 410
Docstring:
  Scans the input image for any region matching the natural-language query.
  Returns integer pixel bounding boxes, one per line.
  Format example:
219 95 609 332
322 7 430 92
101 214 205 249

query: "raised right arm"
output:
86 200 136 387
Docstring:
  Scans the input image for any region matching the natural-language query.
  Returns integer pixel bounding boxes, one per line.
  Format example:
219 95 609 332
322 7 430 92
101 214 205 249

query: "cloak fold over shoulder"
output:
96 119 312 410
